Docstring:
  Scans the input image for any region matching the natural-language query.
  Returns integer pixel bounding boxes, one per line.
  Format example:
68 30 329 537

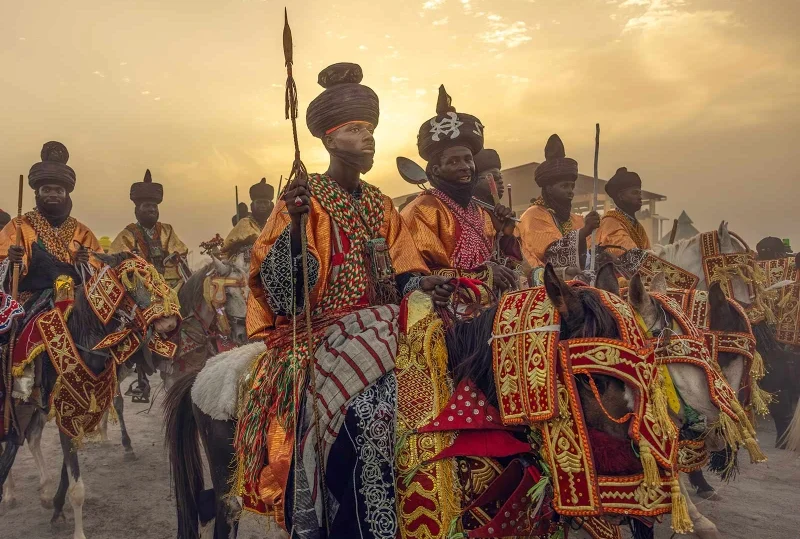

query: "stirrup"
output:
125 380 151 403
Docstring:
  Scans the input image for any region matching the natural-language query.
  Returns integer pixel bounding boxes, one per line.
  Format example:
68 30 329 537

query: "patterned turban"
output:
28 141 76 192
250 178 274 201
130 169 163 204
534 134 578 187
474 148 501 174
306 63 380 138
417 85 484 162
605 167 641 199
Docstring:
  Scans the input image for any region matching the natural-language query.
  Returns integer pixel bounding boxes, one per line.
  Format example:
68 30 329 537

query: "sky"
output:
1 0 797 261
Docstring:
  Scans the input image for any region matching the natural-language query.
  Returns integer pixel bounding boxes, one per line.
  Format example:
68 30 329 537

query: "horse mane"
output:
178 263 212 318
651 234 698 264
447 287 621 408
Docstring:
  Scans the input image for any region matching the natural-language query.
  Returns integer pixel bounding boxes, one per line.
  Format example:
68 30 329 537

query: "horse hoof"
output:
124 450 138 461
50 512 67 529
697 489 722 501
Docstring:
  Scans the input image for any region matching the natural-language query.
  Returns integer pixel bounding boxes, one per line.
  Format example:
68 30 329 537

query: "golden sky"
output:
1 0 798 259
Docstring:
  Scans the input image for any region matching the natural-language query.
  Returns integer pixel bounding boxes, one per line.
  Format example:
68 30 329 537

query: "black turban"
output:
28 141 76 192
130 169 163 204
306 63 380 138
417 85 484 162
250 178 274 201
605 167 642 199
534 134 578 188
474 149 501 174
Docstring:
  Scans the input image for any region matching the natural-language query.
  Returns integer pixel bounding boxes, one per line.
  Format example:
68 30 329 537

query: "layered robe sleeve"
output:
0 216 102 278
597 214 651 255
517 205 585 272
400 193 494 280
247 194 428 340
108 223 188 286
108 227 137 254
221 216 263 257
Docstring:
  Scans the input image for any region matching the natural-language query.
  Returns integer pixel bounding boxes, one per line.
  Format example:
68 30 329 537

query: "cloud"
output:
461 0 472 13
479 19 532 48
359 45 368 50
496 74 530 84
422 0 445 10
415 88 427 97
122 77 131 83
120 62 127 66
141 90 150 95
487 14 502 22
433 17 449 26
620 0 734 33
390 76 409 83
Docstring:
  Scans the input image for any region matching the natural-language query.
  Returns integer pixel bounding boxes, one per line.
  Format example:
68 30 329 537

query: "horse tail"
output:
780 399 800 451
164 372 203 539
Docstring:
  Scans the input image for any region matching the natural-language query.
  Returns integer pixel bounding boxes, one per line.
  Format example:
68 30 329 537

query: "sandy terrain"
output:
1 376 798 539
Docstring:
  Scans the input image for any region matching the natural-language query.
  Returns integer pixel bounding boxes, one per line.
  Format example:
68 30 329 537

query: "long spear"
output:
590 124 600 275
283 10 329 533
235 186 240 224
3 175 24 435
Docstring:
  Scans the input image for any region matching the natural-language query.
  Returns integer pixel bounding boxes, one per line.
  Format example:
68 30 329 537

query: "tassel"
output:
638 442 661 487
89 392 99 413
108 402 119 425
731 401 757 438
715 412 743 449
742 434 768 463
749 382 774 417
750 351 766 380
669 480 693 534
650 371 676 435
446 514 466 539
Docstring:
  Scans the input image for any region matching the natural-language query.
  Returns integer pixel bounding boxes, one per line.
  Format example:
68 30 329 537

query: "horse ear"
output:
708 281 735 330
595 263 620 297
718 221 734 253
210 254 231 276
544 263 579 317
629 273 648 311
649 272 668 295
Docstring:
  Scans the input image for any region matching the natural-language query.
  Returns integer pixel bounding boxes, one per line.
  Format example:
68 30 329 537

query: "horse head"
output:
210 253 249 345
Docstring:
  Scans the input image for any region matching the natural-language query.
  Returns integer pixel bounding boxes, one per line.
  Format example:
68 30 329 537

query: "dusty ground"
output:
1 377 798 539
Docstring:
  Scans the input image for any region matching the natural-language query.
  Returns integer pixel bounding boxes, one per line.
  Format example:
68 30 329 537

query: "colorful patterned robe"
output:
0 210 102 282
109 222 188 289
400 191 495 281
517 203 586 273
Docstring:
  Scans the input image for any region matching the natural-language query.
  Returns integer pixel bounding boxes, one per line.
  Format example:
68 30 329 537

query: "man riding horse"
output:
221 178 274 261
237 61 454 528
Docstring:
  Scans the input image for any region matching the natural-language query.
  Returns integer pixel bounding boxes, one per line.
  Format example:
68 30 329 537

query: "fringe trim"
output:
670 480 693 534
639 442 661 487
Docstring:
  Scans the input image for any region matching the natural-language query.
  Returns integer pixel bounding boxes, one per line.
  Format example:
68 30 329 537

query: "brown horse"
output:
164 265 669 539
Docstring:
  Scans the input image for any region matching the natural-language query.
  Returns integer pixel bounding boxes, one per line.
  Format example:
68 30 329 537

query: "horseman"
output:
221 178 274 260
109 169 189 289
240 62 454 527
0 141 101 429
598 167 650 254
518 134 600 279
400 86 518 295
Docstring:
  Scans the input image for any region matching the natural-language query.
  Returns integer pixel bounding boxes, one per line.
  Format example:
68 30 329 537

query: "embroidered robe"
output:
598 209 651 254
109 222 188 288
517 203 586 272
400 191 495 280
221 215 264 259
0 210 102 284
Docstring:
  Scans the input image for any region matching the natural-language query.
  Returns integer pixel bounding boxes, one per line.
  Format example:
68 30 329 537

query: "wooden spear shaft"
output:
3 175 23 436
12 175 23 300
590 124 600 274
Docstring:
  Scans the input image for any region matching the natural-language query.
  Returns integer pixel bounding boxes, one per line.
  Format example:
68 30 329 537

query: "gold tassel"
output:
650 370 677 435
731 401 757 437
715 412 743 449
743 434 768 463
670 480 693 534
108 402 119 425
639 442 661 487
750 351 766 381
749 382 774 417
89 392 99 413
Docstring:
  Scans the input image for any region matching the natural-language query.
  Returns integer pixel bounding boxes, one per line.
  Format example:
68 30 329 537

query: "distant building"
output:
392 161 670 245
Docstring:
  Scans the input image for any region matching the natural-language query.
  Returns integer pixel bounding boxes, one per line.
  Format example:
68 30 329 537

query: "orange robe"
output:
597 210 651 255
0 211 101 280
247 178 428 340
400 192 495 278
518 204 586 271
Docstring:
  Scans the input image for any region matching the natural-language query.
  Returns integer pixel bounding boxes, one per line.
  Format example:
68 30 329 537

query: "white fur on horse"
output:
782 401 800 451
192 341 266 420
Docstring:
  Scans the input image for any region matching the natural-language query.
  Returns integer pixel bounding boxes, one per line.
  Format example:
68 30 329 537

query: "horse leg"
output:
196 406 240 539
680 474 721 539
1 468 15 508
26 412 54 507
114 393 135 459
0 440 20 505
51 453 69 526
687 469 719 500
59 431 87 539
99 409 110 443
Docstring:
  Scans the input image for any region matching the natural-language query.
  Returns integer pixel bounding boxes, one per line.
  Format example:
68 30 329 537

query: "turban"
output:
250 178 274 201
474 149 501 174
605 167 641 199
28 141 76 192
417 85 484 162
306 63 380 138
534 134 578 188
130 169 163 204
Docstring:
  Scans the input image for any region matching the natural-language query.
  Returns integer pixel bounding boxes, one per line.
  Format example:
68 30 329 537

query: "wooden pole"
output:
235 186 240 224
590 124 600 273
668 218 679 244
3 175 24 436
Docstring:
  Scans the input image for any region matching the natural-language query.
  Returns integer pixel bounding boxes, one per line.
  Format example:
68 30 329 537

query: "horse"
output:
0 249 180 539
164 265 726 539
596 268 761 539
